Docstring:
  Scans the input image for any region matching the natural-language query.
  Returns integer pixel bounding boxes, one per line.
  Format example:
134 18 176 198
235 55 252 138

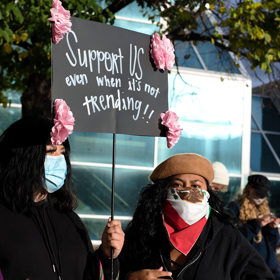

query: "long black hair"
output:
0 116 77 214
124 177 242 264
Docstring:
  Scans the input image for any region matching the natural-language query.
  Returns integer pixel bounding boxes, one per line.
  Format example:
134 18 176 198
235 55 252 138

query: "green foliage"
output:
136 0 280 75
0 92 10 108
1 0 280 106
0 0 114 104
208 0 280 74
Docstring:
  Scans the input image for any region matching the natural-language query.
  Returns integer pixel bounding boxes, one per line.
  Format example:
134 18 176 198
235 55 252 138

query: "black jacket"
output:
229 201 280 274
0 196 93 280
119 211 275 280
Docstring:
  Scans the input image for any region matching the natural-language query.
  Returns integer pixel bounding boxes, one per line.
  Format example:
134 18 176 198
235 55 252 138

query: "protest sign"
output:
52 17 168 136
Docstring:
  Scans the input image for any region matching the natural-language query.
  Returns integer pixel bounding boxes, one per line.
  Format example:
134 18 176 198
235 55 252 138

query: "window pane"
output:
115 134 154 166
252 96 280 132
158 125 242 174
115 1 160 22
0 106 21 135
70 132 154 167
113 19 159 35
174 41 203 69
252 96 262 127
250 132 280 173
73 166 151 216
195 41 240 74
266 134 280 160
70 132 112 163
3 89 21 104
268 180 280 217
251 116 259 130
168 73 244 126
98 0 160 22
217 177 241 207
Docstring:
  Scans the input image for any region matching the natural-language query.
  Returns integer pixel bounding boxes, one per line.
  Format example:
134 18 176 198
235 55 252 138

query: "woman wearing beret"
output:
117 154 274 280
229 175 280 280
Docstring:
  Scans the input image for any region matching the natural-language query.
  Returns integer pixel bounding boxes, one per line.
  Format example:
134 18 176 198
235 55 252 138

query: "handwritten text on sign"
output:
52 17 168 136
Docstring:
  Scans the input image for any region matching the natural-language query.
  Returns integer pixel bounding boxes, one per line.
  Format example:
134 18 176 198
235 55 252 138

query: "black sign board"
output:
51 17 168 136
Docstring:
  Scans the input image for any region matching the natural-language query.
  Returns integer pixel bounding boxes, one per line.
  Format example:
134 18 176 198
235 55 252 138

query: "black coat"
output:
0 196 93 280
119 211 275 280
229 201 280 273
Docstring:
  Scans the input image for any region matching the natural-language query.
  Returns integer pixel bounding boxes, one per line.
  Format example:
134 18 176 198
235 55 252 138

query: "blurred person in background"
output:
210 162 229 193
229 175 280 280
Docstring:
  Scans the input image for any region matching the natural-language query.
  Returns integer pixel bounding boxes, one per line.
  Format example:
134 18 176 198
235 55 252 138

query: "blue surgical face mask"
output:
44 155 67 193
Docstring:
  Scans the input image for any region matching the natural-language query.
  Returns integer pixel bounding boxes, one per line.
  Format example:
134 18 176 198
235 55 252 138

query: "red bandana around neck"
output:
163 187 211 256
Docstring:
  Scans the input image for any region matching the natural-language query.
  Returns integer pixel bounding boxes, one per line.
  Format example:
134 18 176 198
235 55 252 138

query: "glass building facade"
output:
2 4 279 242
251 93 280 218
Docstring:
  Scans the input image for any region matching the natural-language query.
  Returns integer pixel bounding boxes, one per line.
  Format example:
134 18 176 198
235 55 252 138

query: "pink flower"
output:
150 33 165 70
48 0 72 44
162 35 175 70
150 33 175 71
160 111 182 149
51 99 75 145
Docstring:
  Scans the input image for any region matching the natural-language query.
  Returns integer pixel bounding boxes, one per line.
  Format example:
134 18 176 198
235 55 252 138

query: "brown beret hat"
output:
149 153 214 184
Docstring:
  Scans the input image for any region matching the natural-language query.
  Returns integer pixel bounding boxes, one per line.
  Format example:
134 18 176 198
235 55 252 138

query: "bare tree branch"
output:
167 31 248 57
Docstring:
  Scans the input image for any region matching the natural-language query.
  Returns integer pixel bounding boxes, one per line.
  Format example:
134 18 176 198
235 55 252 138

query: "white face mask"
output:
249 194 265 206
165 187 211 225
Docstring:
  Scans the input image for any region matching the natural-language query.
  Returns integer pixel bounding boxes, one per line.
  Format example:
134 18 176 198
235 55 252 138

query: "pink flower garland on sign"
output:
160 111 182 149
48 0 72 44
51 99 75 145
150 33 175 71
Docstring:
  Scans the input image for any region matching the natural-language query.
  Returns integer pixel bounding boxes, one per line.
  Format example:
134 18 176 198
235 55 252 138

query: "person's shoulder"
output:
0 201 14 216
218 221 252 250
211 212 244 242
228 200 239 209
215 218 275 279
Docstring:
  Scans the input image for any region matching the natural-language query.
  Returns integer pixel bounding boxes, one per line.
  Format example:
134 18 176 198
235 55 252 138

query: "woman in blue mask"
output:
0 116 124 280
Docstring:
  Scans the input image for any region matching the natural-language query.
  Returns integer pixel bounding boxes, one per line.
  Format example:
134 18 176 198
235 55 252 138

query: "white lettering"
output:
127 97 134 110
89 50 96 72
70 74 76 86
78 49 88 67
106 95 115 109
99 95 106 110
81 74 88 85
96 76 104 86
66 31 78 67
97 51 105 74
65 77 71 86
83 96 91 115
136 48 144 80
90 96 100 113
133 100 142 120
105 52 113 72
114 90 121 111
65 74 88 86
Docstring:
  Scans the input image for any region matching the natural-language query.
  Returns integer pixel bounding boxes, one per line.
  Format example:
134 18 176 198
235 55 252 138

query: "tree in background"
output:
0 0 279 117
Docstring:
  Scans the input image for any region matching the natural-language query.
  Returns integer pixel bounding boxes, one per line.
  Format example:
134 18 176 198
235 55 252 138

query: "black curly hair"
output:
124 177 243 265
0 116 77 214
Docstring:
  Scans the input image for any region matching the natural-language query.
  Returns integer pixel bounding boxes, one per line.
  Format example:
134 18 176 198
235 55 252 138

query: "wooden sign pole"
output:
111 133 116 280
